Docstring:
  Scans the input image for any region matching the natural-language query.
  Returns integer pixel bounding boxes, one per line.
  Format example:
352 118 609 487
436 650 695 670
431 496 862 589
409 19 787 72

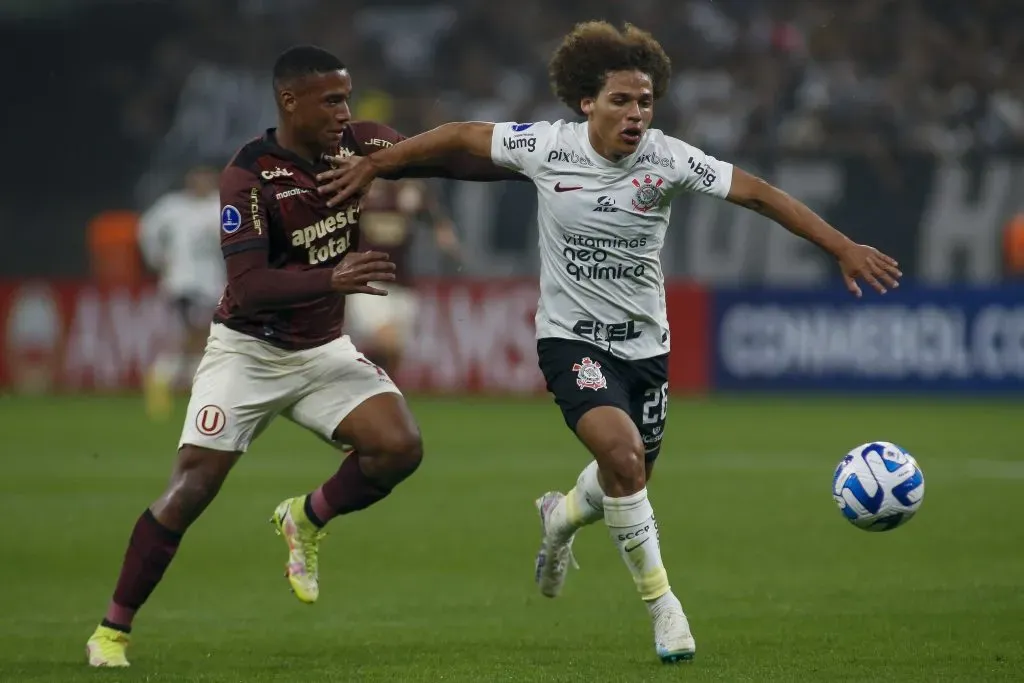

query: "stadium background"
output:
1 1 1022 681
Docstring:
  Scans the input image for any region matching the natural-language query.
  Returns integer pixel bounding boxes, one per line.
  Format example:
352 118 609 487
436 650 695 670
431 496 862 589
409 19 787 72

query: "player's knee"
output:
157 445 238 529
595 437 646 497
178 472 222 510
360 426 423 486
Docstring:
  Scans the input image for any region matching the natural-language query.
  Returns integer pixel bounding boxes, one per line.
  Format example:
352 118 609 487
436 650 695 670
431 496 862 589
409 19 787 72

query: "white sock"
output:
546 461 605 543
604 488 671 602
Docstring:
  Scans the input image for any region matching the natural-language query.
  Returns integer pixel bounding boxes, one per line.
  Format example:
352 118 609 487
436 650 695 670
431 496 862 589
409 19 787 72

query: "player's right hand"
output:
330 251 396 295
836 243 902 297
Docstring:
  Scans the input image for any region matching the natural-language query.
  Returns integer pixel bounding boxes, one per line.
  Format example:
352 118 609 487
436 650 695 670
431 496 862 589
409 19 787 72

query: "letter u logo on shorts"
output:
196 405 227 436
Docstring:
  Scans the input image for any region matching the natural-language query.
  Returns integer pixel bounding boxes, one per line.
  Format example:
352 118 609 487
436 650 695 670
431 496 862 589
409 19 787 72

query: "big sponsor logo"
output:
290 206 359 265
561 233 647 283
685 156 718 189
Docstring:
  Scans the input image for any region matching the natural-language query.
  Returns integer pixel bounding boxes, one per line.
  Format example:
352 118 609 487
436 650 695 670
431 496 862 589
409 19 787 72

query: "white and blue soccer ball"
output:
832 442 925 532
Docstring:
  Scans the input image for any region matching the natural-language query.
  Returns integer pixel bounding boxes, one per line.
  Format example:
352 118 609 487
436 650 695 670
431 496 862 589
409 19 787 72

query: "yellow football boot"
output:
86 624 130 667
270 496 326 604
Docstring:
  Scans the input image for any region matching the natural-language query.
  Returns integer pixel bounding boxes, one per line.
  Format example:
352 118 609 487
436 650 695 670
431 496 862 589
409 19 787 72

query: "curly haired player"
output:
318 22 902 663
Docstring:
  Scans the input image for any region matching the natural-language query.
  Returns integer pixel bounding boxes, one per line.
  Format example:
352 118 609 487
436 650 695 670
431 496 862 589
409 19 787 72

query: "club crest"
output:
573 357 607 390
631 174 665 212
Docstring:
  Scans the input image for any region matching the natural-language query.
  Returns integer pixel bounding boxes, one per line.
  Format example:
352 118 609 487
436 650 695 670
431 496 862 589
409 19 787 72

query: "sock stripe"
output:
303 493 326 528
100 618 131 634
142 509 183 541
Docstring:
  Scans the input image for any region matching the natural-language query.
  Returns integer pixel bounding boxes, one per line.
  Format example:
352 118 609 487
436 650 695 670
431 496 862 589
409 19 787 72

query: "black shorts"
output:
536 338 669 462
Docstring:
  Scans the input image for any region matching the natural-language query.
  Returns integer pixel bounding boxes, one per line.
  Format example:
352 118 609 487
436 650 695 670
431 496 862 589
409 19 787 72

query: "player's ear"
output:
278 89 298 113
580 98 595 116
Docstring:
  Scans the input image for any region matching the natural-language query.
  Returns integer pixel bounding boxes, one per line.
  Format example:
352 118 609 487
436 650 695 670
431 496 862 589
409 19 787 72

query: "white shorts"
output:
344 284 418 343
178 323 401 453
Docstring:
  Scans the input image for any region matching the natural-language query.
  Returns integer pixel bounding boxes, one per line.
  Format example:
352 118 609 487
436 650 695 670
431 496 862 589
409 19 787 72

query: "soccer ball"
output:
832 442 925 532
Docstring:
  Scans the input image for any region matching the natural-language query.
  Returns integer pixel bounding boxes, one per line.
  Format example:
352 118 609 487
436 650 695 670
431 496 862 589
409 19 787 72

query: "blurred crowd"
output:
2 0 1022 260
103 0 1024 167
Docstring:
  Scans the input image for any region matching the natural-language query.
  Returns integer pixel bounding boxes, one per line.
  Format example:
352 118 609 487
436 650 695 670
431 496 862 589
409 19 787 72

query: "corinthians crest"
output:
573 357 607 390
631 173 665 212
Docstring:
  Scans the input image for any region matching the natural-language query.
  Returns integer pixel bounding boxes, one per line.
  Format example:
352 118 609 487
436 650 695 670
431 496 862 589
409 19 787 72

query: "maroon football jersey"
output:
214 122 523 350
215 123 391 349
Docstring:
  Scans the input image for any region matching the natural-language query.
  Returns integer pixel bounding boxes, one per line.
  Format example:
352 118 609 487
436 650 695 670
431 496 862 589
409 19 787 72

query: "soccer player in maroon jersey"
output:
346 178 462 374
86 45 524 668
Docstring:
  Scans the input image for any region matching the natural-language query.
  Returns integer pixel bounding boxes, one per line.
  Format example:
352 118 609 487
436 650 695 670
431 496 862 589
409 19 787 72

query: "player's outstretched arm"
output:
319 122 497 207
726 167 903 297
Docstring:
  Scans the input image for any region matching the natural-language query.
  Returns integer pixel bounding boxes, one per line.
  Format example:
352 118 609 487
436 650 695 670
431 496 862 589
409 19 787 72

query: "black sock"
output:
304 494 326 528
101 618 131 634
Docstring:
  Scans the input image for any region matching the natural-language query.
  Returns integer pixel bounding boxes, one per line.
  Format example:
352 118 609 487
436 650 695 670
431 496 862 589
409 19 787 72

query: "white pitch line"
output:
965 460 1024 480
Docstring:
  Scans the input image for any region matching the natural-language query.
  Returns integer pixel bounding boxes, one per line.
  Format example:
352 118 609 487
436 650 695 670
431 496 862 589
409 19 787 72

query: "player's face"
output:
581 70 655 160
286 70 353 152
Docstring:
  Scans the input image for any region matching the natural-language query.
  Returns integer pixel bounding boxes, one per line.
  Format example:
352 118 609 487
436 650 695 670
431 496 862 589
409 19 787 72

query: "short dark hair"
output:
549 22 671 116
272 45 346 90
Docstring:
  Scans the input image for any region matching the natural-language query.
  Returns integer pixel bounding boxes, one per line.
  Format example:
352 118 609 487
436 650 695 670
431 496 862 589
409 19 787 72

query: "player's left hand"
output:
317 156 380 208
836 243 902 297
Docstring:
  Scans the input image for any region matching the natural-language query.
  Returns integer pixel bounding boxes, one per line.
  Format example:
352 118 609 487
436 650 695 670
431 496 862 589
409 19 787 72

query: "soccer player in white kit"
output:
138 163 226 419
317 21 903 663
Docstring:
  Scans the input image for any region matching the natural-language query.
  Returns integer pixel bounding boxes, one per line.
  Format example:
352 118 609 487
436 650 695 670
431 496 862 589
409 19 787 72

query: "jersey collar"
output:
262 128 333 175
577 121 644 169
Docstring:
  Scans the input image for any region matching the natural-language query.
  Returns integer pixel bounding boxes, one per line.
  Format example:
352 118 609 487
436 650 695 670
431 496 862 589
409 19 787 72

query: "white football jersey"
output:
138 191 225 302
490 120 733 360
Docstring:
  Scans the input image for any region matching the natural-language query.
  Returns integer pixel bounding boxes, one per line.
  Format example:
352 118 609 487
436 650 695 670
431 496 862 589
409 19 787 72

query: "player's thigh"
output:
334 392 421 459
179 325 304 453
536 338 635 436
626 354 671 464
285 335 405 445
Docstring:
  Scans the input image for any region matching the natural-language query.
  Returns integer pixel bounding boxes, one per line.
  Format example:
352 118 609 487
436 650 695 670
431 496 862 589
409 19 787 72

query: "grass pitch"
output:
0 393 1021 681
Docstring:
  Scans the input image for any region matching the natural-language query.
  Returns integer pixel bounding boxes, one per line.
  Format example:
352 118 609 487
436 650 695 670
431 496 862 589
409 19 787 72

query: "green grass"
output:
0 393 1022 682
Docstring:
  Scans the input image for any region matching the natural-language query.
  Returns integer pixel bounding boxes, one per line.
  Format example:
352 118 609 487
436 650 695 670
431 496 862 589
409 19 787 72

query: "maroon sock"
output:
102 509 183 632
306 452 393 527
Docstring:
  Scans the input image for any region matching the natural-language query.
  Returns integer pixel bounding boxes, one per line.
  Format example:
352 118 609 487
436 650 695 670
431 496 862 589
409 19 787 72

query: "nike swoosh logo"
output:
554 183 583 192
625 537 650 553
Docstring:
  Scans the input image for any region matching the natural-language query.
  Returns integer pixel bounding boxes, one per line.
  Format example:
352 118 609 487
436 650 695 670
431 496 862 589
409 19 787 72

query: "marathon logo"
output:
275 188 310 200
